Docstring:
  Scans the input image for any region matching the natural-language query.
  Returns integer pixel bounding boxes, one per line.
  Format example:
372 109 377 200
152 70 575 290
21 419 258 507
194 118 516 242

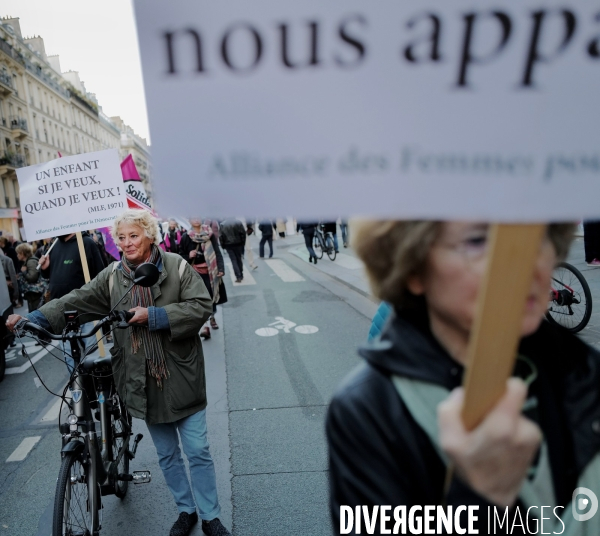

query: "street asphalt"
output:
1 229 599 535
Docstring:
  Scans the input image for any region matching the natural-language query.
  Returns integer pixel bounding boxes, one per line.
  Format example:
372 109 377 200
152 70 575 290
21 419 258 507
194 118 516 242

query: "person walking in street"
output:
258 219 275 259
162 219 183 254
204 219 220 240
0 236 19 271
16 243 44 312
38 231 105 371
244 221 258 270
180 217 225 340
219 218 246 282
583 220 600 266
326 221 589 534
7 209 232 536
340 219 349 248
276 218 287 238
322 221 340 253
297 221 319 264
0 248 18 305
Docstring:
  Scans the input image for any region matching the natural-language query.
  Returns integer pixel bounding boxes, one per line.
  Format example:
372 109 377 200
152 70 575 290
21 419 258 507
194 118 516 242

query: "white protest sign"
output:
134 0 600 220
17 149 128 241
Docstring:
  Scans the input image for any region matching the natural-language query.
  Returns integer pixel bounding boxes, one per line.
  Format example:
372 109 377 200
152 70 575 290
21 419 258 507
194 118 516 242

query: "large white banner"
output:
135 0 600 220
17 149 128 241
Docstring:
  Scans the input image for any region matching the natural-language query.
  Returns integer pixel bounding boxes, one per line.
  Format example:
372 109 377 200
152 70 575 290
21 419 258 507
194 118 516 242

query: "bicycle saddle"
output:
82 355 113 371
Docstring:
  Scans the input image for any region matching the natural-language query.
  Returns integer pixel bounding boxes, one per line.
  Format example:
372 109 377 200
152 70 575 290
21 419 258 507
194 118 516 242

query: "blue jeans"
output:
63 321 96 374
147 409 221 520
303 232 317 259
340 222 348 245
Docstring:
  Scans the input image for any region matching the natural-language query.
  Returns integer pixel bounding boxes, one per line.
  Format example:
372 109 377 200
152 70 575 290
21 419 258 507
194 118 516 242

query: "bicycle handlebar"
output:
16 310 135 341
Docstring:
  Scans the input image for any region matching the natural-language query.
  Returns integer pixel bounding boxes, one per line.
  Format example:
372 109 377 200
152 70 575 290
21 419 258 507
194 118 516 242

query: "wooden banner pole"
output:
75 231 106 358
461 223 546 430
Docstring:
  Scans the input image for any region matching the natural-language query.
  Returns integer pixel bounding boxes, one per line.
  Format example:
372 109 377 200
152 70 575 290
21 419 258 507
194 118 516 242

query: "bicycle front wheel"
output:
546 262 592 333
111 402 132 499
313 235 323 259
53 450 97 536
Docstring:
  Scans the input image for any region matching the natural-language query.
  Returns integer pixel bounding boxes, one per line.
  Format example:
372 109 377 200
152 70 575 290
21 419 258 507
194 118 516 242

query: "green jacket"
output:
38 249 213 424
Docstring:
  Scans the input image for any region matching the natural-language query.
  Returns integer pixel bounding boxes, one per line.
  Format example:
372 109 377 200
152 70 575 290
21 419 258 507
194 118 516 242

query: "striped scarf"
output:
121 245 168 388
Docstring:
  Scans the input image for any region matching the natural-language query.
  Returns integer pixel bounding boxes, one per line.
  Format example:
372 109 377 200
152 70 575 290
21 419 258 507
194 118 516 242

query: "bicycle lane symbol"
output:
255 316 319 337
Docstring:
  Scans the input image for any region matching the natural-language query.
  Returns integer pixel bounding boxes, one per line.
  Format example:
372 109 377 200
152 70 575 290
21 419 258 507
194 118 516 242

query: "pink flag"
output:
120 154 154 213
99 228 120 261
120 154 140 181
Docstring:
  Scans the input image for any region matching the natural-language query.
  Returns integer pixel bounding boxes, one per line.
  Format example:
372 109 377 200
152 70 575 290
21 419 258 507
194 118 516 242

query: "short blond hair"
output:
352 221 575 309
16 243 33 259
112 209 161 246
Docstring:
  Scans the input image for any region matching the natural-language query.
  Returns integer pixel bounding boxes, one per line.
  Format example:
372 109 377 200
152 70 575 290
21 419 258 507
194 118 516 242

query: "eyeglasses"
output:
434 229 490 261
435 227 553 262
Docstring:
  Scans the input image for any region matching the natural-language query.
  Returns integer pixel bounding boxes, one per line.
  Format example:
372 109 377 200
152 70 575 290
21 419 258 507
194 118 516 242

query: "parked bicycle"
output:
313 224 337 261
546 261 592 333
12 262 159 536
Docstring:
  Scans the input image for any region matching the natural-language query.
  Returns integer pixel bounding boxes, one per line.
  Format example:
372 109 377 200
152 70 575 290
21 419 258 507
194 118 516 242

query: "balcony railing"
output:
0 152 26 168
0 71 12 89
9 117 28 132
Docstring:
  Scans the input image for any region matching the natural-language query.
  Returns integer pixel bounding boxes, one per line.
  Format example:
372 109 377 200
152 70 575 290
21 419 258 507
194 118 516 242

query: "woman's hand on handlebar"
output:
6 314 24 332
127 307 149 325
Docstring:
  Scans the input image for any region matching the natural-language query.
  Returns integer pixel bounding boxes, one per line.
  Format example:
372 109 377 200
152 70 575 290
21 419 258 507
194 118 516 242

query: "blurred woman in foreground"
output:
326 221 600 535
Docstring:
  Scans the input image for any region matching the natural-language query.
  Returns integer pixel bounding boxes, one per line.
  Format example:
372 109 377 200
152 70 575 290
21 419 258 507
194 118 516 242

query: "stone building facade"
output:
0 16 152 238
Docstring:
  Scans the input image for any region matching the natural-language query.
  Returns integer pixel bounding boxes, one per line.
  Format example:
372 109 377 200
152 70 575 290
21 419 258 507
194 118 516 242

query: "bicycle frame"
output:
60 319 135 532
315 227 334 252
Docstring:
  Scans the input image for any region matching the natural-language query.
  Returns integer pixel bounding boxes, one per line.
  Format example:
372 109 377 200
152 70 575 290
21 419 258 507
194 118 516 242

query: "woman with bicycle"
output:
326 221 600 534
7 209 232 536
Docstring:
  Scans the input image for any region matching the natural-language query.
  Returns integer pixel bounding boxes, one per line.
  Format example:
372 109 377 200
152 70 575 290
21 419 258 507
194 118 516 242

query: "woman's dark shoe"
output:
309 256 313 263
313 256 317 265
200 327 211 340
210 316 219 329
170 512 198 536
202 518 232 536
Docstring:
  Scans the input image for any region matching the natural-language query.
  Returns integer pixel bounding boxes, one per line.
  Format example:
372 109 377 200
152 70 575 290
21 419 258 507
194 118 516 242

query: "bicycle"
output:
313 224 337 261
13 262 159 536
546 261 592 333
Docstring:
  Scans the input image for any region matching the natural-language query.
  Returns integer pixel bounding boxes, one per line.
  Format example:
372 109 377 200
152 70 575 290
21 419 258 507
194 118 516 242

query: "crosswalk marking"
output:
6 436 41 462
40 396 69 423
224 260 257 285
264 259 305 282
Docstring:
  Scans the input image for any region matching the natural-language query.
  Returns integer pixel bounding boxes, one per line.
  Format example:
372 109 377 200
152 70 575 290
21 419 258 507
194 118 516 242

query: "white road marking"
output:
256 317 319 336
224 260 257 285
6 436 41 462
255 327 279 337
264 259 305 282
33 377 42 388
40 397 68 423
295 325 319 334
5 347 49 375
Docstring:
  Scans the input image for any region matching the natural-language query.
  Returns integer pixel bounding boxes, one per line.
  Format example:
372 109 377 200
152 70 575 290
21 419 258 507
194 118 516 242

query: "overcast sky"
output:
3 0 150 142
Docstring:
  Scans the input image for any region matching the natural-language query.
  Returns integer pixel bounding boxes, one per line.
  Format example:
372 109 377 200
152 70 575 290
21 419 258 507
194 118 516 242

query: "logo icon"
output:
71 390 83 404
572 487 598 522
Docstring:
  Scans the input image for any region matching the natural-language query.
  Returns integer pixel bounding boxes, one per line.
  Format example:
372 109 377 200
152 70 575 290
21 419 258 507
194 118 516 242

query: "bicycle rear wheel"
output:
313 235 324 259
326 235 337 261
546 262 592 333
53 450 98 536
